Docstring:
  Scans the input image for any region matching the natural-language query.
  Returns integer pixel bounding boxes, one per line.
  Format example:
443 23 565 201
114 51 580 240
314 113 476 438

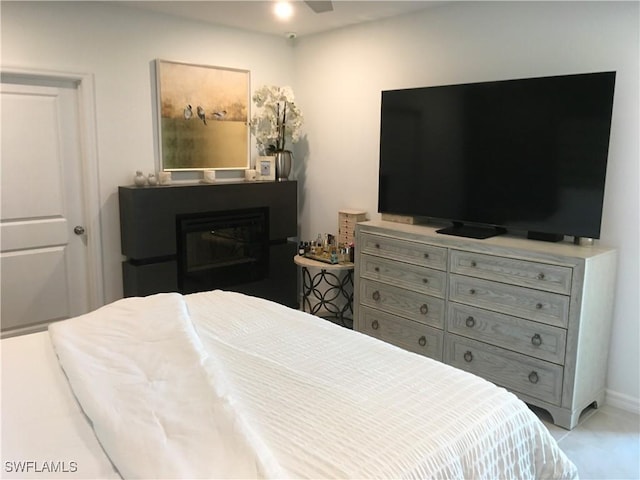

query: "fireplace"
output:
119 181 298 307
177 208 269 294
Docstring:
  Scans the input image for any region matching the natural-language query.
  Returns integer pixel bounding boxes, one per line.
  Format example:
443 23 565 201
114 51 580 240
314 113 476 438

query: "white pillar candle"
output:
203 170 216 183
159 171 172 185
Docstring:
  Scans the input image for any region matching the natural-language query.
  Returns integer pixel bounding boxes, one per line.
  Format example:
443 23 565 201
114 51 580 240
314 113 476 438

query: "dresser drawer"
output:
450 250 573 295
360 254 446 298
449 274 570 328
359 306 443 361
447 303 567 364
360 279 445 329
445 334 564 405
359 233 447 270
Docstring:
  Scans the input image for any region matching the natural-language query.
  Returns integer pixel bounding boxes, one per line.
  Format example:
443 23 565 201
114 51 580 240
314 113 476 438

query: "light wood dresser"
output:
354 220 617 429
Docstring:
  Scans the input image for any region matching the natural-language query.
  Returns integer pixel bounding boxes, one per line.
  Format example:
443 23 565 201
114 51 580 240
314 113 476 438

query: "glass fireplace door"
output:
177 208 269 294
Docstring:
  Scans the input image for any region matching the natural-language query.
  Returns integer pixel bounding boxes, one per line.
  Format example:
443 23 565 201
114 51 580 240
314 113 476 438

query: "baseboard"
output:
605 389 640 414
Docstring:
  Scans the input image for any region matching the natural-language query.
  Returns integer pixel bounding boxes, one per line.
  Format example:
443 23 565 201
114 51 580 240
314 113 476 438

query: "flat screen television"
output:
378 71 616 241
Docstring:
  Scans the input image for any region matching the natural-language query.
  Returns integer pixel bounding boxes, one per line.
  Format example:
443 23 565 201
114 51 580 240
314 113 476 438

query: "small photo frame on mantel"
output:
257 156 275 181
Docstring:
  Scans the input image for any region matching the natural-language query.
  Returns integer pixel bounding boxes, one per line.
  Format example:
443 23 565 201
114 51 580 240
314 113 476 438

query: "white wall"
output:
1 0 296 304
293 1 639 408
2 1 638 409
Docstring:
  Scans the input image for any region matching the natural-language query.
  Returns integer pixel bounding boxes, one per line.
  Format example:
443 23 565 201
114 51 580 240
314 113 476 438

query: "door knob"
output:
74 226 86 235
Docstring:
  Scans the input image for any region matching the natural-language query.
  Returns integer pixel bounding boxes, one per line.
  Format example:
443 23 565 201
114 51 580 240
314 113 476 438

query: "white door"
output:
1 79 91 336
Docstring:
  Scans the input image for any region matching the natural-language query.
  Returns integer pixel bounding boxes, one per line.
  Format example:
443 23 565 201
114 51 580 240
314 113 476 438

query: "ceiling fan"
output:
304 1 334 13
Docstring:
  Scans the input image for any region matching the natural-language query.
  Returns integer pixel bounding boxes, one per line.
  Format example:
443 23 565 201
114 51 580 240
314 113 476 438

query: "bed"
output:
1 290 578 479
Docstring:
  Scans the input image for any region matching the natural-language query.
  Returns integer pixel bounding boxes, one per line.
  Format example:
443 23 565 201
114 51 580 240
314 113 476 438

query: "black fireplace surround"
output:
119 181 298 307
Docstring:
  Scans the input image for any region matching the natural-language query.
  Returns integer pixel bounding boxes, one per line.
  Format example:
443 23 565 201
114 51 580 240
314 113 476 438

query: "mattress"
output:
2 290 578 479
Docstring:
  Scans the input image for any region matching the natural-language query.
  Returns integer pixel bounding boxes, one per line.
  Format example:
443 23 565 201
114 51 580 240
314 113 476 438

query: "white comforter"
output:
49 290 578 479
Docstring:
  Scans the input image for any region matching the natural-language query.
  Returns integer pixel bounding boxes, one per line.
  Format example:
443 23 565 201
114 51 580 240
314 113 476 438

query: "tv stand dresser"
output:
354 220 616 429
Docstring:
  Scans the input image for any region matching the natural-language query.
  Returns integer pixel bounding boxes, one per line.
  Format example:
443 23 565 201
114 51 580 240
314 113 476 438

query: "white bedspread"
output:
1 331 120 479
49 290 578 479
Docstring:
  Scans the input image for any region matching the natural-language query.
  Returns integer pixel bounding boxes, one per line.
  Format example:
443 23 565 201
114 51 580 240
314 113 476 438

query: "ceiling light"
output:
274 1 294 20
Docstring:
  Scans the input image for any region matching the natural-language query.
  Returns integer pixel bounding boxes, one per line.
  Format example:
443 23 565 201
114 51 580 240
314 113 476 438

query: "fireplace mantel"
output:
119 180 298 307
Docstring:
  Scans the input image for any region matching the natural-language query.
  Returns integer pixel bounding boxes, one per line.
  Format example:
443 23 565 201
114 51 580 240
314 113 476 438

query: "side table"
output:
293 255 354 328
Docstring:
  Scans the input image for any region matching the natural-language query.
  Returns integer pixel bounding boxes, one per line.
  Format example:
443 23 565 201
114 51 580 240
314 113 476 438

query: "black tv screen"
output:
378 71 616 240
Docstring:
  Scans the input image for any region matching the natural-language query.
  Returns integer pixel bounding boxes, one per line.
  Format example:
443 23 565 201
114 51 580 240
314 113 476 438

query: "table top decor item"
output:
249 85 303 156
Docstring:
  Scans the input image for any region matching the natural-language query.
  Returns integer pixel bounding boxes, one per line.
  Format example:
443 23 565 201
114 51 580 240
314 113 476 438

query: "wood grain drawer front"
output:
450 250 573 295
445 335 564 405
359 233 447 271
359 306 443 360
360 254 446 298
447 303 567 365
449 275 569 328
360 279 445 329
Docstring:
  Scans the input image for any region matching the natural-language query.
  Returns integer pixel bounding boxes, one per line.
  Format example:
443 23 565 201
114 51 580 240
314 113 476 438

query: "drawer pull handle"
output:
371 320 379 330
424 253 430 259
465 316 476 328
470 260 477 267
463 351 473 363
531 334 542 346
372 290 381 301
469 289 476 295
422 278 429 284
528 371 539 384
419 304 429 315
537 272 545 280
418 336 427 347
375 243 380 249
374 267 380 272
535 302 543 310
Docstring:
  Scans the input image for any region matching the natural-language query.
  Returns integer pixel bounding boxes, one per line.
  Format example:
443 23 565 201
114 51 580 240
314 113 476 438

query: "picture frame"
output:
155 59 250 171
257 156 275 181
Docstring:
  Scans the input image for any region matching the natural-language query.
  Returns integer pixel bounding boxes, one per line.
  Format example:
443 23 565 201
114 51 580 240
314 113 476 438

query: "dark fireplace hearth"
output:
119 181 297 307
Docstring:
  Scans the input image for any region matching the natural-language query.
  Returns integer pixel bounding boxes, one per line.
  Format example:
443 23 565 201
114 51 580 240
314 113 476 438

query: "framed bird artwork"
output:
154 59 250 171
